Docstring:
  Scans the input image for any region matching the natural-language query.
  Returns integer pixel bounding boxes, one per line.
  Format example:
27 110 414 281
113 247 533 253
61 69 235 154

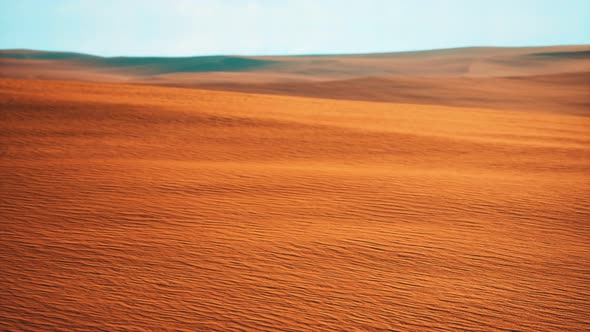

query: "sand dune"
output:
1 78 589 331
3 45 589 79
2 45 589 116
188 72 590 115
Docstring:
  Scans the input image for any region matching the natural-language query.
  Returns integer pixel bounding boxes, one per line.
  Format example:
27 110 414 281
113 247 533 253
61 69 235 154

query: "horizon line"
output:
1 43 589 59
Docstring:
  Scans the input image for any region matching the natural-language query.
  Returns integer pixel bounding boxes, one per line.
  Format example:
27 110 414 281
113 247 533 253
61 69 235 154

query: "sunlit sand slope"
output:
1 78 589 331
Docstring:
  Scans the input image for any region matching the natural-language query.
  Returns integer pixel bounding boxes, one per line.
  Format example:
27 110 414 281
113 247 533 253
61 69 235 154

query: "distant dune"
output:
1 45 589 114
2 45 589 78
189 72 590 115
1 78 589 331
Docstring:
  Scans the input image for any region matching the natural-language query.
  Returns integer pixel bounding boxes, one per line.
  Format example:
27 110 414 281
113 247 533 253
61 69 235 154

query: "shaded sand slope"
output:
1 78 589 331
189 72 590 115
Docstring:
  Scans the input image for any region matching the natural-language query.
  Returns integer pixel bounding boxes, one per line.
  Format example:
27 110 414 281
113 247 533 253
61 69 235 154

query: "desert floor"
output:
1 46 589 331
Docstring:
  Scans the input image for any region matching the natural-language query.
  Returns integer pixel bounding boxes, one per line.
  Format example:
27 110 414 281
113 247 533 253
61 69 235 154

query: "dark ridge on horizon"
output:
0 49 100 60
2 44 590 59
85 56 276 75
0 50 278 74
530 50 590 59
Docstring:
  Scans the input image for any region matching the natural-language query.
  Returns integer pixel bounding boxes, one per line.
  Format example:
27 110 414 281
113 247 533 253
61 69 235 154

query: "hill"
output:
1 46 589 114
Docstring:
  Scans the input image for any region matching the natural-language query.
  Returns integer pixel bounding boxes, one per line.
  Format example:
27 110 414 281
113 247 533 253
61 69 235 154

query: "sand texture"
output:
1 76 589 331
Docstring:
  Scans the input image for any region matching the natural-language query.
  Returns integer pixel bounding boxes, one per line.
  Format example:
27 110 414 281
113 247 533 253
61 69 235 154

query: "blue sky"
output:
1 0 589 56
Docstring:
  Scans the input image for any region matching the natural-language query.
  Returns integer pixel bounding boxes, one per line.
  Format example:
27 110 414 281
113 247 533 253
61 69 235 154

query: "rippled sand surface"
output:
1 78 589 331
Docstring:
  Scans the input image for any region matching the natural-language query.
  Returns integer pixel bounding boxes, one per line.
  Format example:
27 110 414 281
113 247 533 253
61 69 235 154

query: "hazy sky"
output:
1 0 589 56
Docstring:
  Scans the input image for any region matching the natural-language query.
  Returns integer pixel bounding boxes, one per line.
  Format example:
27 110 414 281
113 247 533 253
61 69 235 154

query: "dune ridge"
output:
2 45 589 116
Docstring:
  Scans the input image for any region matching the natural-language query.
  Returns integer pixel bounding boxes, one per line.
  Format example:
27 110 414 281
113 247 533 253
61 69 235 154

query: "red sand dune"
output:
2 45 589 116
1 77 589 331
188 72 590 116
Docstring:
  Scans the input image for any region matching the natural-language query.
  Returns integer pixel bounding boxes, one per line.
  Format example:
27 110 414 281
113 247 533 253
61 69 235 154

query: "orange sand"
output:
2 46 589 116
1 78 589 330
